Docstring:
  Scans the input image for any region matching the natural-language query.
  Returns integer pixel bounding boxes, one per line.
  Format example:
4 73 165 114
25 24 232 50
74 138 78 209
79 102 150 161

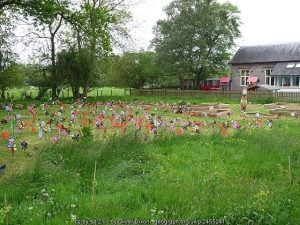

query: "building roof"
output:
272 62 300 76
230 43 300 64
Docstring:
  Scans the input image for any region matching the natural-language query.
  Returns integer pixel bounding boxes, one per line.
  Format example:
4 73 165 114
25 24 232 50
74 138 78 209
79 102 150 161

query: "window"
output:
240 69 250 86
265 69 274 86
292 76 300 86
287 63 295 68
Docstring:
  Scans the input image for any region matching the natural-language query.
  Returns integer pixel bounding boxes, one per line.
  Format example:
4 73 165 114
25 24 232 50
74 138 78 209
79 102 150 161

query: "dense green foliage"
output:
103 51 164 89
0 120 299 224
152 0 241 88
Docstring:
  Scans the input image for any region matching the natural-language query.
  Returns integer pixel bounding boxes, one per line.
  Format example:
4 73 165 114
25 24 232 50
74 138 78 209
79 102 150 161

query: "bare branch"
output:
0 0 16 10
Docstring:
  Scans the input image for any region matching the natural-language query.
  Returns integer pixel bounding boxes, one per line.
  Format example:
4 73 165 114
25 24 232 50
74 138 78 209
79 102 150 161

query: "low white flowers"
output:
70 214 77 221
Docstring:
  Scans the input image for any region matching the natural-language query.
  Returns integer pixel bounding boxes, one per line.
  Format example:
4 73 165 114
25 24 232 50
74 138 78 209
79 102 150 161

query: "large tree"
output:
152 0 241 88
1 0 70 99
63 0 130 97
56 47 92 100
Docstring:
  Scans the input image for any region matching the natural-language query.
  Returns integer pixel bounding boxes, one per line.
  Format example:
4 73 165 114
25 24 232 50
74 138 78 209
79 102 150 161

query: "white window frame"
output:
240 69 250 86
265 69 274 86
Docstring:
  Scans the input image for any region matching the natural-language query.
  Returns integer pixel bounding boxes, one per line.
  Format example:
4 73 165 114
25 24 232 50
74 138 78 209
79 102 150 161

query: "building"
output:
229 42 300 91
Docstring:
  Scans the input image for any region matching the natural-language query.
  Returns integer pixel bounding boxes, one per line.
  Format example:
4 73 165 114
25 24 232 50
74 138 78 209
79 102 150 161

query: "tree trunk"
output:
36 87 48 100
195 67 204 88
49 17 63 100
83 83 89 98
0 87 5 100
51 34 57 100
71 86 80 101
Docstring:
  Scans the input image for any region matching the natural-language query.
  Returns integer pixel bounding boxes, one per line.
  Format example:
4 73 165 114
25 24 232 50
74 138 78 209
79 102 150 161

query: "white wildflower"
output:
70 214 77 222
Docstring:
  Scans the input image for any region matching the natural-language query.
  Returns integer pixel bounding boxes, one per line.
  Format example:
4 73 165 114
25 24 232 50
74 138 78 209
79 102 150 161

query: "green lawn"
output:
5 87 130 100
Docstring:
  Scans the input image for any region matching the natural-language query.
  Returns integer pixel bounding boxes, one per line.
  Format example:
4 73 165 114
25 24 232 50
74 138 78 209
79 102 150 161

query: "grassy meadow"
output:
0 97 299 225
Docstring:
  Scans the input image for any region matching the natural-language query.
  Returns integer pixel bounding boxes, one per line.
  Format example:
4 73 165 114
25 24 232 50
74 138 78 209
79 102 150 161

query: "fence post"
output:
101 90 103 97
111 88 113 96
97 89 99 98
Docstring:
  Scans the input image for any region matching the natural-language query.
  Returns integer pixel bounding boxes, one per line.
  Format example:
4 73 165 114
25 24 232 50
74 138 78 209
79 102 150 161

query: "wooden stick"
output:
4 193 8 225
288 156 292 184
92 161 97 204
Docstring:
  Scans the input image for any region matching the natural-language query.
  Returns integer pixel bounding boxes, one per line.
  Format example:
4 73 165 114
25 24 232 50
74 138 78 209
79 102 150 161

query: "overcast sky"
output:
130 0 300 50
13 0 300 62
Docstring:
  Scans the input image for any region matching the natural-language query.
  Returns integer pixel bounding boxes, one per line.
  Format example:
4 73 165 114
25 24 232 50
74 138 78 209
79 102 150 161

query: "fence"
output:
273 91 300 102
131 89 300 102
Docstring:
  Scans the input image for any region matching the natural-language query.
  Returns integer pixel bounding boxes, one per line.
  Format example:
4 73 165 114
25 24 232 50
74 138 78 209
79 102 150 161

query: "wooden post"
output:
97 89 99 98
101 90 103 96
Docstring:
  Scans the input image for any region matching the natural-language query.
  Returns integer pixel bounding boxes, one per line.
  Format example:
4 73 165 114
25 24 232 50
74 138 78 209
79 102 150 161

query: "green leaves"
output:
153 0 241 87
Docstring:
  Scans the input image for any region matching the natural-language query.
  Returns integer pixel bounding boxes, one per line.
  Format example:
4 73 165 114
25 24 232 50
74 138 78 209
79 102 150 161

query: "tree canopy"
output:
152 0 241 88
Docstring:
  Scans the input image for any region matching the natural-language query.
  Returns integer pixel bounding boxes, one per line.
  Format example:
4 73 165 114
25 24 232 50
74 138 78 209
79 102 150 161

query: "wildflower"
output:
70 214 77 222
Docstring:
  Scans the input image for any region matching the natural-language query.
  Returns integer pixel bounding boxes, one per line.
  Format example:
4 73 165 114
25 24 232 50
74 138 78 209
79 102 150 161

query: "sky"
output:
12 0 300 62
130 0 300 50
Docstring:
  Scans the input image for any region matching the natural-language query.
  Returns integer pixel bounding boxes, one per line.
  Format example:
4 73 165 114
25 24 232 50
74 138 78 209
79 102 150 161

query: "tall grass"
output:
0 120 300 224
